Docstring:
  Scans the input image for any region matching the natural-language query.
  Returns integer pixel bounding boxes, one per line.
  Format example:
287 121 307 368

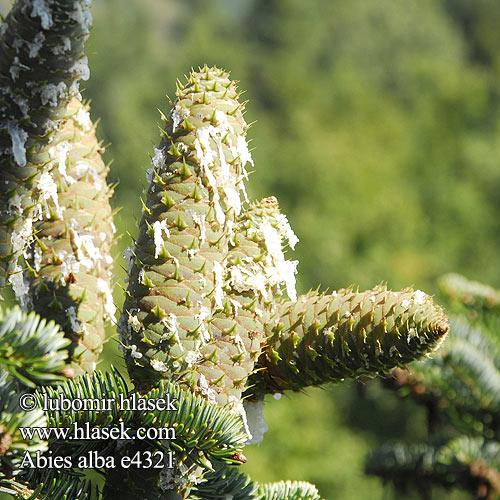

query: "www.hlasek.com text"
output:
19 421 177 442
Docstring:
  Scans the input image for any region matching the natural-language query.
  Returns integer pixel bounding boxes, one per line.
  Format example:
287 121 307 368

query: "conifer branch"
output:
35 368 247 464
439 273 500 314
0 307 70 387
2 468 97 500
257 481 323 500
176 466 325 500
375 274 500 498
0 374 47 482
190 466 258 500
365 437 500 499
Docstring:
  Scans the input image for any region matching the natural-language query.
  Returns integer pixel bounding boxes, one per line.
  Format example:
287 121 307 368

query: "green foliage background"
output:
4 0 500 498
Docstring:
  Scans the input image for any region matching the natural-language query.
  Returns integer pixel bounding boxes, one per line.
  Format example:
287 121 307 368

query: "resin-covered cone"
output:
22 97 115 374
0 0 92 291
247 285 449 396
120 67 254 405
205 196 298 406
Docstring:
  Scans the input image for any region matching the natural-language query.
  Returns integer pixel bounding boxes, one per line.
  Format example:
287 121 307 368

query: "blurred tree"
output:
238 0 500 294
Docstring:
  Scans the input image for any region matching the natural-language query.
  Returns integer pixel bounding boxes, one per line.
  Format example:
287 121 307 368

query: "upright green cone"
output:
22 96 115 374
0 0 93 292
206 196 298 405
247 285 449 396
0 0 114 374
120 67 258 405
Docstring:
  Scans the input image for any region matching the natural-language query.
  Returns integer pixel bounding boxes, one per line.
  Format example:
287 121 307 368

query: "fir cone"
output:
248 285 449 396
205 196 298 407
120 67 254 405
23 96 115 374
0 0 93 291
